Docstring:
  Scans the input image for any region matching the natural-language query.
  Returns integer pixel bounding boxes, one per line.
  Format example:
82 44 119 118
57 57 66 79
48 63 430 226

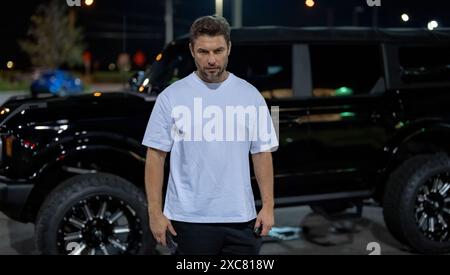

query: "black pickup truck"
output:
1 27 450 255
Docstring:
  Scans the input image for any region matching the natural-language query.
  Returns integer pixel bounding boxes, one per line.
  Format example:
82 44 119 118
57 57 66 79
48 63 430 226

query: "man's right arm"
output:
145 147 177 246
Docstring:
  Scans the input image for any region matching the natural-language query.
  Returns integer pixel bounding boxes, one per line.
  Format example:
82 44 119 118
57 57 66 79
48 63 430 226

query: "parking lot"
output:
0 205 414 255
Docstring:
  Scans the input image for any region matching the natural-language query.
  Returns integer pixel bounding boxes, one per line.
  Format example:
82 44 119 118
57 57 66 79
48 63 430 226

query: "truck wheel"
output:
35 173 155 255
383 153 450 254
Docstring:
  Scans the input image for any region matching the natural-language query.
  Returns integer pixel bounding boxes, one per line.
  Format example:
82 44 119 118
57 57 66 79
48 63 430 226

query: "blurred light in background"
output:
85 0 94 6
427 20 438 30
6 61 14 70
401 13 409 22
108 63 116 71
305 0 315 8
335 87 353 96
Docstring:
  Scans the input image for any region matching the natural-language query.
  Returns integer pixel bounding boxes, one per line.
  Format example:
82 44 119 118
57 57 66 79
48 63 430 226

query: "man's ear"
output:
227 42 232 56
189 43 195 58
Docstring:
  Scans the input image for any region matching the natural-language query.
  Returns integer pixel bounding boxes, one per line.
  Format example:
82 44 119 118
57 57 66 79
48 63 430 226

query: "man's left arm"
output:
252 151 275 236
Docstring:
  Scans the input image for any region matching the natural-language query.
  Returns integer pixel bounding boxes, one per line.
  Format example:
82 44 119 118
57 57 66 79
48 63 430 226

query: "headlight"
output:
0 107 10 116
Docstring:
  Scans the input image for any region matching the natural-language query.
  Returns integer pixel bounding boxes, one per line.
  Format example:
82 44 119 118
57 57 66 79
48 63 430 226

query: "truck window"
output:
149 44 194 92
309 44 383 97
228 44 293 99
399 45 450 84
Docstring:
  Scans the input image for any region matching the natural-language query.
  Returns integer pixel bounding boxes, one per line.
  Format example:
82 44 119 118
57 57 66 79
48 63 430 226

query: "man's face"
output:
189 35 231 83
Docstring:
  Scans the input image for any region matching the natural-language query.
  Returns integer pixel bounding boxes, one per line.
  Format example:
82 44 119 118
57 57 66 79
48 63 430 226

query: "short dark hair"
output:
189 15 231 45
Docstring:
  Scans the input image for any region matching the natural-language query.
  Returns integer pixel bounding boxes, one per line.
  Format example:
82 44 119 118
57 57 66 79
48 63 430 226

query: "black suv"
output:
1 27 450 255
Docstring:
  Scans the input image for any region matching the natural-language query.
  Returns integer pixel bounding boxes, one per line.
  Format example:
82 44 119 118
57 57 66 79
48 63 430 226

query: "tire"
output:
383 153 450 254
35 173 156 255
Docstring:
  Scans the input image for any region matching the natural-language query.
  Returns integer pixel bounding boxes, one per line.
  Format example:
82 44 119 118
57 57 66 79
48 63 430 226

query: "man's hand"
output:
255 206 274 236
145 147 177 246
251 152 275 237
149 212 177 246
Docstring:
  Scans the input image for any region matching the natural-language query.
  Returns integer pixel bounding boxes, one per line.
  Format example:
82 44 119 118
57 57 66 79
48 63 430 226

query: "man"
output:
142 15 278 255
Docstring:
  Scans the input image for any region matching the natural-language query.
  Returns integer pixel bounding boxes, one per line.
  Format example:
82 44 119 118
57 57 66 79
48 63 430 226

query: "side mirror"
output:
129 70 153 94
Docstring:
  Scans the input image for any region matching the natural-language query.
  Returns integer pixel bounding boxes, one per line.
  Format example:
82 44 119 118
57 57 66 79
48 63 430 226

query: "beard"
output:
195 60 228 83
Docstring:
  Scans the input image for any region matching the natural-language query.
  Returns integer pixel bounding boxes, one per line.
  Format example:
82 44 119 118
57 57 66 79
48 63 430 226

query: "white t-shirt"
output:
142 72 278 223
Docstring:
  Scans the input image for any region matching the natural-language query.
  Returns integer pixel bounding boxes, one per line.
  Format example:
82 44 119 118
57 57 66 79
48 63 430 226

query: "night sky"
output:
1 0 449 70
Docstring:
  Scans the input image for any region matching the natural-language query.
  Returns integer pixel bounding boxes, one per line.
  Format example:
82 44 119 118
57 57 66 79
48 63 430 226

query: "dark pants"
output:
170 219 262 255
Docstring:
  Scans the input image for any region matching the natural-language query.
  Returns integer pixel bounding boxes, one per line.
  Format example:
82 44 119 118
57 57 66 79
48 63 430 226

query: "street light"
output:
6 61 14 70
401 13 409 22
68 0 95 27
305 0 315 8
85 0 94 6
427 20 438 30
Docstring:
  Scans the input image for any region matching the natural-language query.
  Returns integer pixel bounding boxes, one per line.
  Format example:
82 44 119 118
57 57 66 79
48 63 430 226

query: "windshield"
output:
149 43 195 93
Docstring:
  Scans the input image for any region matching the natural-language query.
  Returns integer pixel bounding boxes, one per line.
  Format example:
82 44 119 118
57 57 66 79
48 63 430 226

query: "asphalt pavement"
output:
0 205 414 255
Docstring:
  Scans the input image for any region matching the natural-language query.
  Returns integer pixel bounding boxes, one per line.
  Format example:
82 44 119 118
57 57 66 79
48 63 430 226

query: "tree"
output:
19 0 85 69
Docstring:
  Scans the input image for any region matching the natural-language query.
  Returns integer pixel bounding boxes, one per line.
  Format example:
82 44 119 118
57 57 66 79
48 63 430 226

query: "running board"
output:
256 190 373 208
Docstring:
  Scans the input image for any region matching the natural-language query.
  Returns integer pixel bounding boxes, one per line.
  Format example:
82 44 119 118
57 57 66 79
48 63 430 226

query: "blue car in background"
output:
31 70 83 97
